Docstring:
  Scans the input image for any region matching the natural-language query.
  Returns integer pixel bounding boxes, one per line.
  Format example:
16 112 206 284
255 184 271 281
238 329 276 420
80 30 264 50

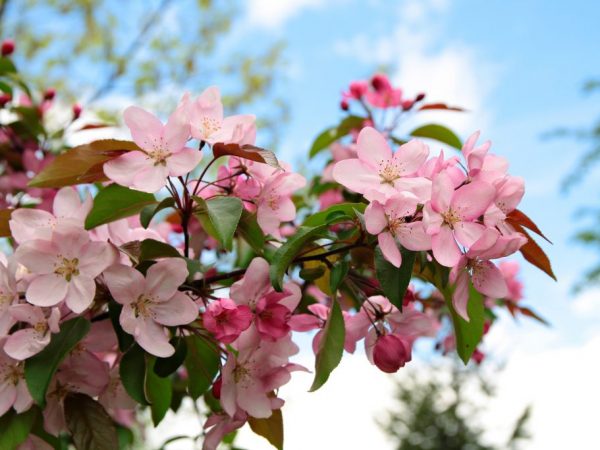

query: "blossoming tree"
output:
0 44 554 450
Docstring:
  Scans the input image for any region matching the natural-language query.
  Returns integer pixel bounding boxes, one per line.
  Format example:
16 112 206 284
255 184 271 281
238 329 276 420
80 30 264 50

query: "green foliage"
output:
25 317 91 406
248 409 284 450
309 299 345 392
409 124 462 150
85 184 156 229
444 286 485 365
309 115 365 158
0 409 38 450
374 246 416 311
145 356 173 426
194 196 243 250
119 344 149 405
184 334 220 400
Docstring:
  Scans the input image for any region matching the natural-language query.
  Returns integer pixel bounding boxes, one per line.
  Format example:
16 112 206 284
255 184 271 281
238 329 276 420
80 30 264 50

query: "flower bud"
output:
340 99 349 111
349 81 368 99
373 334 411 373
1 39 15 57
370 73 391 93
72 103 82 119
401 99 414 111
0 93 11 107
415 92 426 102
472 349 485 365
43 88 56 101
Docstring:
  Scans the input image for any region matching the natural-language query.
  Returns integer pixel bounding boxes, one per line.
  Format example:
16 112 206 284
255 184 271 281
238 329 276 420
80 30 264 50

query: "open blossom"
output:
103 258 198 357
229 257 301 340
333 127 430 201
9 186 92 243
0 255 18 335
450 229 526 320
202 410 248 450
15 226 117 313
0 342 33 417
423 172 496 267
4 305 60 360
104 105 201 193
184 86 256 145
220 332 304 418
203 298 252 343
365 192 431 267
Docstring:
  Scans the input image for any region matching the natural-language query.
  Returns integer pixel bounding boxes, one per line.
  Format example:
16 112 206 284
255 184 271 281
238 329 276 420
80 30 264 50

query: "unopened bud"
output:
415 92 426 102
340 99 349 111
1 39 15 57
43 88 56 101
0 93 11 107
72 103 82 120
401 99 414 111
373 334 411 373
349 81 368 99
370 73 391 93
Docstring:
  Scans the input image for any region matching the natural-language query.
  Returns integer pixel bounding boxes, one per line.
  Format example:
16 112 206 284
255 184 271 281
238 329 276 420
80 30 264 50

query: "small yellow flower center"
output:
34 321 48 335
441 208 460 229
200 116 221 137
54 257 79 281
388 216 406 236
0 291 12 306
132 294 154 319
1 363 23 386
378 160 402 184
233 364 250 384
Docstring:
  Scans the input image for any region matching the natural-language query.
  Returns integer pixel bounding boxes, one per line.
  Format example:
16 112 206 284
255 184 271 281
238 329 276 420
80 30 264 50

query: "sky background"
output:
42 0 600 448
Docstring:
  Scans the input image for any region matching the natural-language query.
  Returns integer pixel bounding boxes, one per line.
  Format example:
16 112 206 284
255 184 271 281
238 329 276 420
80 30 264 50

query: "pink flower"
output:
0 342 34 416
220 333 304 418
104 105 201 193
98 365 136 423
15 225 117 313
423 172 496 267
450 229 526 320
499 261 523 302
0 255 18 336
185 87 256 145
365 192 431 267
372 333 411 373
202 410 248 450
332 127 430 201
9 186 92 243
103 258 198 357
229 258 301 340
203 298 252 343
4 305 60 360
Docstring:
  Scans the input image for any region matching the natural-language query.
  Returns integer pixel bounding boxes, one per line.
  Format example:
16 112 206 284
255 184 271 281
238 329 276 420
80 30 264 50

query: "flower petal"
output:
356 127 393 169
123 106 164 150
26 274 68 307
146 258 188 300
431 227 462 267
151 292 198 326
103 265 145 305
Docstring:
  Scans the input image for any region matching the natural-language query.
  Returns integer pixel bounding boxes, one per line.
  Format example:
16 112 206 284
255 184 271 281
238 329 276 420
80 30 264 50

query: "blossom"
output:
104 105 201 193
185 87 256 145
220 333 304 418
9 186 92 243
4 305 60 360
203 410 248 450
15 225 117 313
0 255 18 336
332 127 430 201
229 258 301 340
423 172 496 267
203 298 252 343
103 258 198 357
0 342 34 416
499 261 523 302
365 192 431 267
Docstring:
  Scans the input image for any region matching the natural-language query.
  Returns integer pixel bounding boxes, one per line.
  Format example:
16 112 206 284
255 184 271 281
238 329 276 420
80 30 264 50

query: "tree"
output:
382 362 531 450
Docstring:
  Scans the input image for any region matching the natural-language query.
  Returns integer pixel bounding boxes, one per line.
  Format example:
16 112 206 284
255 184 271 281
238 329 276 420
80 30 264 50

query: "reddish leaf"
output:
418 102 466 112
507 209 552 243
248 408 284 450
75 123 113 131
29 139 140 188
517 305 550 325
513 224 556 280
0 209 12 237
213 143 281 169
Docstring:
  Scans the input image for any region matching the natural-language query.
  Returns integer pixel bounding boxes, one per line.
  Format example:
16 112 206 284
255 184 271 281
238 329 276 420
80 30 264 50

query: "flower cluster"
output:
0 65 551 450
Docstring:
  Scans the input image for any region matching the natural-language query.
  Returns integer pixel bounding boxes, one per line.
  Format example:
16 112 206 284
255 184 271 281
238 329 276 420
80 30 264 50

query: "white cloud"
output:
245 0 324 29
571 288 600 317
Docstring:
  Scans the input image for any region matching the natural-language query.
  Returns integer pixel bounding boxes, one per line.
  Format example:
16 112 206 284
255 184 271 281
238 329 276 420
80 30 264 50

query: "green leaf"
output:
25 317 90 406
64 393 119 450
445 285 485 364
119 344 148 405
248 409 284 450
374 246 416 311
194 196 243 250
0 409 37 450
309 299 345 391
409 124 462 150
329 260 349 294
140 197 175 228
154 338 187 377
269 224 329 291
184 335 220 400
139 239 181 261
238 210 266 254
302 202 366 227
309 115 365 158
145 356 173 426
0 57 17 75
85 184 156 229
299 266 326 281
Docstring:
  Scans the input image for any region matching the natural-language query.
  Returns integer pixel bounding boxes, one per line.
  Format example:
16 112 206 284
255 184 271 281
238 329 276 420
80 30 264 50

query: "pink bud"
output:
349 81 368 99
340 99 349 111
1 39 15 57
373 334 411 373
212 376 222 399
415 92 426 102
370 73 391 93
43 88 56 101
0 93 11 107
72 103 82 119
472 349 485 365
